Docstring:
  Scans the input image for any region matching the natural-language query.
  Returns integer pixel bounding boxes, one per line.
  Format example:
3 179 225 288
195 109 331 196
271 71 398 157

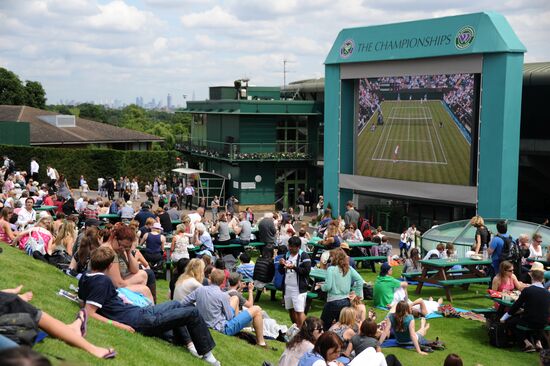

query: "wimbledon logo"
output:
455 26 475 50
340 39 354 58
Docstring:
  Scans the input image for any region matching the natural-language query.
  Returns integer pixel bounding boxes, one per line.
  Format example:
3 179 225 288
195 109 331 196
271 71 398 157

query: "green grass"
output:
0 243 537 366
356 100 471 186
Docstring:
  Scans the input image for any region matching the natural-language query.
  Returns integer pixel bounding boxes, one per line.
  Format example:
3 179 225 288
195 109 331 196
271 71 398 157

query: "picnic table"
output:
309 268 327 281
35 205 57 216
527 258 550 268
415 257 492 302
99 213 120 222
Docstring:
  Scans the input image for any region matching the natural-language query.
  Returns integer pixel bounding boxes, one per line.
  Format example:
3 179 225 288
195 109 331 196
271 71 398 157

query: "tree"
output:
24 80 47 108
78 103 108 123
0 68 26 105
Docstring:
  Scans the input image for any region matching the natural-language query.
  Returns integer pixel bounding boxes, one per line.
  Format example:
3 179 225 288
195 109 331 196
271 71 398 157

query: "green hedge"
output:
0 145 179 188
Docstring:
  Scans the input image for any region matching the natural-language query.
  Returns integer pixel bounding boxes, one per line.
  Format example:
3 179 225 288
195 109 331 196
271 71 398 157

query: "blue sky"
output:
1 0 548 105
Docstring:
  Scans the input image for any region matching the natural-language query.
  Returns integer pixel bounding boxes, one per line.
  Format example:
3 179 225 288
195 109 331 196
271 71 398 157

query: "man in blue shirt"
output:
78 246 220 365
488 220 512 275
181 268 268 347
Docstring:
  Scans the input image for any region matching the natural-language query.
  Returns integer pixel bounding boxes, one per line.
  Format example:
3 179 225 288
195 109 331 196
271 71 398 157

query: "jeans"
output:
0 334 18 351
321 298 350 331
132 301 215 356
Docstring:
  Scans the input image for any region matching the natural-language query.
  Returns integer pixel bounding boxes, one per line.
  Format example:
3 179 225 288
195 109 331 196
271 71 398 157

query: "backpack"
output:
498 234 520 262
487 316 513 348
0 313 39 346
253 257 275 283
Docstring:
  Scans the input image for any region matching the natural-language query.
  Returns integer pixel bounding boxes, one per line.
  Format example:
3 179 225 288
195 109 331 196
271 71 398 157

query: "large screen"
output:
355 73 479 186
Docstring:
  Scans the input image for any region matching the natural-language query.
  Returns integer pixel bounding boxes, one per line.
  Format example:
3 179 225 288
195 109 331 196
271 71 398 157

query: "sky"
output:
0 0 549 106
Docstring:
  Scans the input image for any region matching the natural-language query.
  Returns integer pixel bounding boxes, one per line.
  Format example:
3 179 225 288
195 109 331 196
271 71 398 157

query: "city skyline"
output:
1 0 549 105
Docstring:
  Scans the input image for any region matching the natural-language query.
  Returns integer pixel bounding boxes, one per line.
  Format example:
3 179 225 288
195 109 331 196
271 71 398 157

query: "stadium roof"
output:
523 62 550 86
283 62 550 93
0 105 164 146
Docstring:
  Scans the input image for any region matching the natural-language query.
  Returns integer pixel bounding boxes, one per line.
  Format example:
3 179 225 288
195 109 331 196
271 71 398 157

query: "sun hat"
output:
152 222 163 231
340 242 350 250
530 261 545 272
126 201 133 206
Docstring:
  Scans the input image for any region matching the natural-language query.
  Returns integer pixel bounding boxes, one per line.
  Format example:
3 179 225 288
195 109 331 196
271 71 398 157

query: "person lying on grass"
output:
0 285 115 358
180 268 269 348
78 246 220 365
379 300 431 355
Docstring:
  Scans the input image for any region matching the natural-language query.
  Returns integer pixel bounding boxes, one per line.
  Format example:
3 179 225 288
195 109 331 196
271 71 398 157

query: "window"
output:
276 116 308 153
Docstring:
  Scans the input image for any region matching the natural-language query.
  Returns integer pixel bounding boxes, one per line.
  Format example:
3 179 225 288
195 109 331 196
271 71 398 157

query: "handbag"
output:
0 313 39 346
24 228 46 256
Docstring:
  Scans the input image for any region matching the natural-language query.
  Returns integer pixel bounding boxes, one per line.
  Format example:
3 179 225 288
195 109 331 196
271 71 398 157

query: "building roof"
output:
0 105 163 145
283 62 550 92
184 100 322 115
523 62 550 86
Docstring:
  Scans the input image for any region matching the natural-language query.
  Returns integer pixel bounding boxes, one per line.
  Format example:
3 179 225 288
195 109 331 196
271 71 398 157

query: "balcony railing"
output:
175 137 311 161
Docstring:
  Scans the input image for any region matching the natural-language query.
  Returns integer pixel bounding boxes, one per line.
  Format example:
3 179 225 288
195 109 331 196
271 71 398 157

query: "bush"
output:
0 145 179 187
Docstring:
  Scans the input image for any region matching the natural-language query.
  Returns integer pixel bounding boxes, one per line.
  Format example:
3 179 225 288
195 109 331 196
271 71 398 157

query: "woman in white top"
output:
171 223 193 261
279 317 324 366
173 258 205 301
529 233 544 258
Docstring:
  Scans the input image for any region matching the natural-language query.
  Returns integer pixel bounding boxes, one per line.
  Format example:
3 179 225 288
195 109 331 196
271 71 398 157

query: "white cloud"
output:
86 1 161 33
0 0 548 104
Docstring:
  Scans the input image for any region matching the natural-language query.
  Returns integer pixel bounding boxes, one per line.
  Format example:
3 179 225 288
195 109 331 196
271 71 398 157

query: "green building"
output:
178 82 323 211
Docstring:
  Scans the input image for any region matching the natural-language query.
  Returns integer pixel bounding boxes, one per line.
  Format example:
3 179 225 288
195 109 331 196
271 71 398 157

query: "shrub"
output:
0 144 179 187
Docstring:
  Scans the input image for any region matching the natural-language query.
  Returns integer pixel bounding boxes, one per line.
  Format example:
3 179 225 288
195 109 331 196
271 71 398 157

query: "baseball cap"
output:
380 262 392 276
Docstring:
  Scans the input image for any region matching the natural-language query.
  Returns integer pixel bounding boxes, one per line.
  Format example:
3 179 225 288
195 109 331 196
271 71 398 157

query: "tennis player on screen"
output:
392 144 400 163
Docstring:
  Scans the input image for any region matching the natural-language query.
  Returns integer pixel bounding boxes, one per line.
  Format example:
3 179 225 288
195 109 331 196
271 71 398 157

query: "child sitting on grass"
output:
236 253 255 281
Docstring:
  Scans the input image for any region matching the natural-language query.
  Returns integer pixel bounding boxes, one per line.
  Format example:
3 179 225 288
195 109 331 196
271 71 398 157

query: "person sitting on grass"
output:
173 258 204 301
379 300 431 355
227 272 255 311
180 268 269 348
298 331 344 366
236 253 255 281
373 262 408 308
78 246 220 365
1 285 116 359
103 223 154 303
329 307 357 354
402 248 422 274
279 317 324 366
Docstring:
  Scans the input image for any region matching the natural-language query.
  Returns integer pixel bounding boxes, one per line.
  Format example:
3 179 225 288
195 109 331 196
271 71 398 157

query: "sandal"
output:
102 348 117 359
75 308 88 337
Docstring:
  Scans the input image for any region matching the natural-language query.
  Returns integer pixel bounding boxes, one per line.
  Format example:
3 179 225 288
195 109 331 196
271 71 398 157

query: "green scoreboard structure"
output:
324 12 525 220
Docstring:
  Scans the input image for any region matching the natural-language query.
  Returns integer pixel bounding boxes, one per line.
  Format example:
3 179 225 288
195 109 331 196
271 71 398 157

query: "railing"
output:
175 136 311 161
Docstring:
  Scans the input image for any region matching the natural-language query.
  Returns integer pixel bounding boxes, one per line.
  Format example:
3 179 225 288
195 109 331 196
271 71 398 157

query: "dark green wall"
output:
0 122 30 146
240 116 276 153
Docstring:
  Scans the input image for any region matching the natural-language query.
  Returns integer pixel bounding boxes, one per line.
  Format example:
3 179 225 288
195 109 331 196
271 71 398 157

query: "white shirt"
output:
47 167 57 180
284 253 300 294
188 212 202 236
30 160 39 174
75 198 86 212
529 244 543 258
423 249 444 261
17 207 36 229
184 186 194 195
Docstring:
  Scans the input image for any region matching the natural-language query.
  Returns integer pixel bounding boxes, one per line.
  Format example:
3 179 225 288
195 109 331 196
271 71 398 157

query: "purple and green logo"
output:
340 39 354 58
455 26 475 50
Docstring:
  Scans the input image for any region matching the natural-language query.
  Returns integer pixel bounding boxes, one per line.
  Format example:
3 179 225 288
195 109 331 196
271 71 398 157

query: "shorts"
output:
397 332 428 346
223 309 253 336
284 292 307 312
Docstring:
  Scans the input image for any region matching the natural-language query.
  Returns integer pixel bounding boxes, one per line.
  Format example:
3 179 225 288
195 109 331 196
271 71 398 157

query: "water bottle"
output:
482 244 488 260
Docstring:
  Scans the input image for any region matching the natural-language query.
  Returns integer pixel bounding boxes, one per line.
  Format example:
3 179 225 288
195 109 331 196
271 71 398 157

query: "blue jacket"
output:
298 352 324 366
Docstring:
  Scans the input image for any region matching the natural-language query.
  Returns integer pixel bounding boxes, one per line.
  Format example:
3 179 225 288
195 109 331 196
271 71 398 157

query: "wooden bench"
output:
471 308 497 315
403 268 470 279
438 277 491 286
254 283 278 302
517 324 550 332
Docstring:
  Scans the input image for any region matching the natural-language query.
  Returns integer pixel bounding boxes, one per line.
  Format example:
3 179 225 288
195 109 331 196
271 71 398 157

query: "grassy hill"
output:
0 243 537 366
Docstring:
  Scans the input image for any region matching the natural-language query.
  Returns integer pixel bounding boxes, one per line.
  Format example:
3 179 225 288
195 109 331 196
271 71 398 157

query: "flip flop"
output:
76 308 87 337
102 348 117 359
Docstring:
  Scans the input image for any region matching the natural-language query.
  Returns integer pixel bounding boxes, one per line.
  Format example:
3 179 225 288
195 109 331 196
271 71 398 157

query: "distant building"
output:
167 94 172 109
177 82 323 211
0 105 163 150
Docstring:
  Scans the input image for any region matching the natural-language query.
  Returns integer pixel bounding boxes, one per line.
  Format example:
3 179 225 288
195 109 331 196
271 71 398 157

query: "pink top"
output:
18 228 53 253
0 224 11 244
497 276 515 292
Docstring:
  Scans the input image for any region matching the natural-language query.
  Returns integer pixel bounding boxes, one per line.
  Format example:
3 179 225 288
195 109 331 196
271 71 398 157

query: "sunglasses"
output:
505 269 514 272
